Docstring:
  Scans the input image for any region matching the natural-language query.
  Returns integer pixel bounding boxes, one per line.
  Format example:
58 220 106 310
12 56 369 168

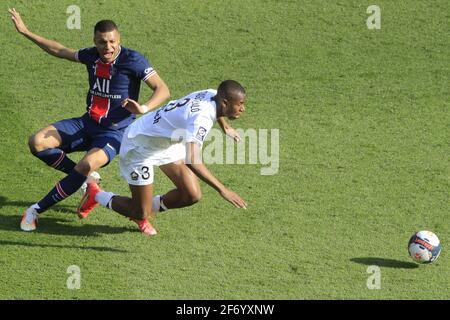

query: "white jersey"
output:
127 89 217 146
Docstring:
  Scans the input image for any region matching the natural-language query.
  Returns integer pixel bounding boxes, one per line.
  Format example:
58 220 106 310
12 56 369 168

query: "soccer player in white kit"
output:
79 80 248 235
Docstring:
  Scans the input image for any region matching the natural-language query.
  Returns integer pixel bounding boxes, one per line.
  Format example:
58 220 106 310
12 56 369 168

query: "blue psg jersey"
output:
75 46 156 130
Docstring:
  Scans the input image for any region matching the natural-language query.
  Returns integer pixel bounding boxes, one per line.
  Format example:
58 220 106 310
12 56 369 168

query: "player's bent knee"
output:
190 191 202 204
74 160 93 176
183 190 202 206
28 134 43 155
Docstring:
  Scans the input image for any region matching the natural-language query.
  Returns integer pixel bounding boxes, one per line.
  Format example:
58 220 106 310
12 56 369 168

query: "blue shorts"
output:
53 113 125 165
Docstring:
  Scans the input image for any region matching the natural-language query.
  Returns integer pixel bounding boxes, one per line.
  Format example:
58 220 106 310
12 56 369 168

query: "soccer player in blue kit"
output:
9 8 241 234
8 8 171 231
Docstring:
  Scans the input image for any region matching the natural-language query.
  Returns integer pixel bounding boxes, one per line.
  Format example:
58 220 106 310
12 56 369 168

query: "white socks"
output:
95 191 116 209
152 195 168 212
31 203 41 214
95 192 167 212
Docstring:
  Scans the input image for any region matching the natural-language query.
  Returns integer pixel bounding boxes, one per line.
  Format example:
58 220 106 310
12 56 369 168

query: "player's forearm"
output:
141 83 170 112
22 30 70 59
217 117 230 132
187 163 226 194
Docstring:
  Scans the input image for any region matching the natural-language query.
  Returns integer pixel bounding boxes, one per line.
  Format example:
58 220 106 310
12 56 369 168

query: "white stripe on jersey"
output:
142 70 157 82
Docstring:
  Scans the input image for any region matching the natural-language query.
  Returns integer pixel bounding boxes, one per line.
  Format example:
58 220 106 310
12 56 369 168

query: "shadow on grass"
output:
0 240 128 253
0 195 140 238
0 195 77 213
0 197 136 238
0 214 133 237
350 257 419 269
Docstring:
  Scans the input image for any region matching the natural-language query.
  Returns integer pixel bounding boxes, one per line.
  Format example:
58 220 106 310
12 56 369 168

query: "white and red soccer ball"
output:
408 230 441 264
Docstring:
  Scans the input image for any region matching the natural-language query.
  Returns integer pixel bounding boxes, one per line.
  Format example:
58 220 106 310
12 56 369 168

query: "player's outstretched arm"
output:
8 8 77 62
185 142 247 209
217 117 241 143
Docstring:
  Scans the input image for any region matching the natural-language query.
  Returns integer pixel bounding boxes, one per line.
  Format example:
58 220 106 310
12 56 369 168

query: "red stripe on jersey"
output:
89 95 110 123
89 60 112 123
95 61 112 79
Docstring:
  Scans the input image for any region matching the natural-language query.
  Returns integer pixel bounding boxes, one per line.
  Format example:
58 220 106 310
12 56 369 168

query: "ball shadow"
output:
350 257 419 269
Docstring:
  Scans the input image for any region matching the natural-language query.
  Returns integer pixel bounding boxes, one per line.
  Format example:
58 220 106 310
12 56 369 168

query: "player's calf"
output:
128 205 152 221
93 191 157 236
157 188 202 210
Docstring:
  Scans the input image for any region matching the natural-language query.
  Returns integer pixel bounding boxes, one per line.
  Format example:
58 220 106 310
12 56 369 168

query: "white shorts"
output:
119 131 186 186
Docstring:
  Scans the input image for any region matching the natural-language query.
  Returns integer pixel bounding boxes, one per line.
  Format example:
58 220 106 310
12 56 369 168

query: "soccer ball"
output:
408 230 441 264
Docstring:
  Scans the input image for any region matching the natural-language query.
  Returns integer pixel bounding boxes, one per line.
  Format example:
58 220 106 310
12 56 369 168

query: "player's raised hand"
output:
8 8 29 35
220 188 247 209
122 98 148 114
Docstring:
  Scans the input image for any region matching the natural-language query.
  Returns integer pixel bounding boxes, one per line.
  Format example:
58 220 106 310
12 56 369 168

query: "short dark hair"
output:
94 20 118 34
217 80 246 99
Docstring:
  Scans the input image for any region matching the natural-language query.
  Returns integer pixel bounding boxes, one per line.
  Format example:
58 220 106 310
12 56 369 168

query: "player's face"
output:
225 92 246 120
94 30 121 63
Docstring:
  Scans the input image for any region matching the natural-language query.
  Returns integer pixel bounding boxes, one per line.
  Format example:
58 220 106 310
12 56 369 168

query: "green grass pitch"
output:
0 0 448 299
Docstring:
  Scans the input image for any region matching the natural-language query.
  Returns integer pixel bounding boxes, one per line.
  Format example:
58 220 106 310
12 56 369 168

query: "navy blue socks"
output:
36 169 87 213
35 149 76 174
